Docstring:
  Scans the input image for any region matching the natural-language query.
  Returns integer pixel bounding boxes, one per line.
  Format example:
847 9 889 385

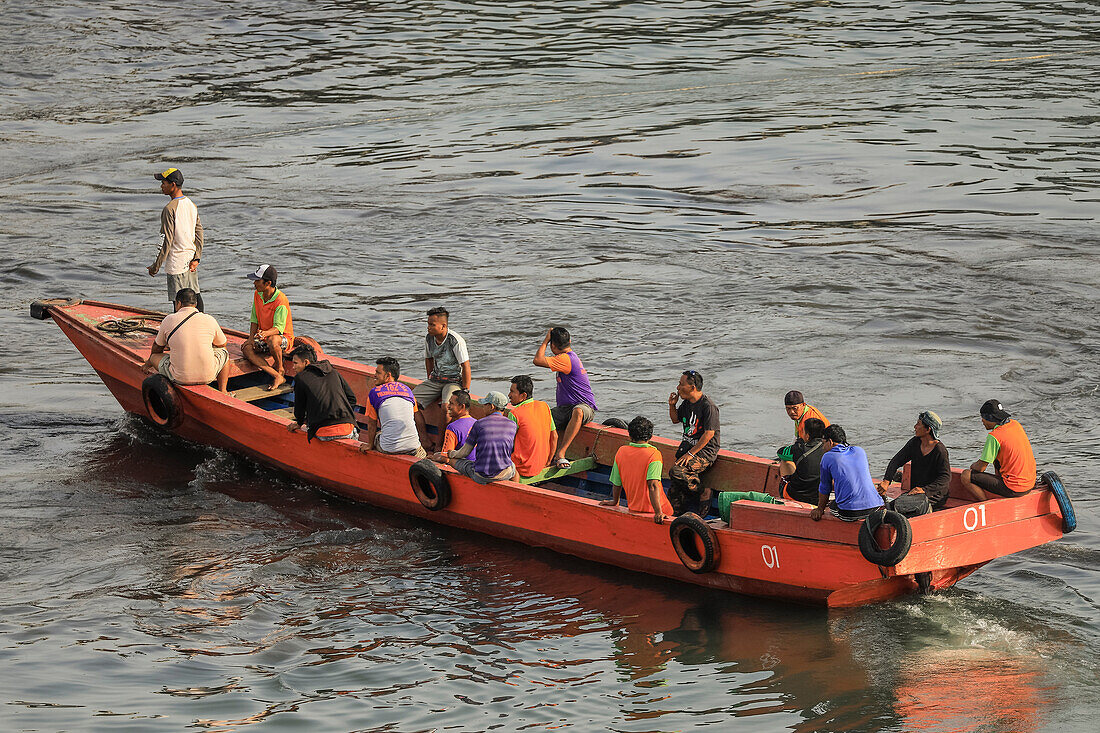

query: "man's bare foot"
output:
266 373 286 391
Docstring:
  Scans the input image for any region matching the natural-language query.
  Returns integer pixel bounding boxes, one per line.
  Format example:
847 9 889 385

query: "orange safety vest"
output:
989 419 1036 492
796 403 830 439
253 289 294 343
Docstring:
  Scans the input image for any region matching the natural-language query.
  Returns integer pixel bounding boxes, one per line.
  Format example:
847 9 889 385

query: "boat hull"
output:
37 299 1067 607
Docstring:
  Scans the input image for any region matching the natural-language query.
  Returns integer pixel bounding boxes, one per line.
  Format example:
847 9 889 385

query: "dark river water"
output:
2 1 1098 730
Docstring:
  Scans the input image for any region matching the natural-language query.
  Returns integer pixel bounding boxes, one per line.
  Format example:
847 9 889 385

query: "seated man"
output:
811 425 884 521
413 307 471 450
433 391 518 484
667 369 721 516
240 264 294 390
142 288 230 393
960 399 1036 501
779 417 827 504
285 343 358 442
507 374 557 478
877 410 952 510
533 327 597 469
359 357 426 458
777 390 830 471
599 416 673 524
440 389 477 463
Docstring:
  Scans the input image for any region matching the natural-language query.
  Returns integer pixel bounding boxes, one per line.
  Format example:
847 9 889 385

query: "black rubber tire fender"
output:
858 508 913 567
1040 470 1076 534
141 374 185 430
30 298 80 320
669 512 720 573
602 418 629 430
410 459 451 511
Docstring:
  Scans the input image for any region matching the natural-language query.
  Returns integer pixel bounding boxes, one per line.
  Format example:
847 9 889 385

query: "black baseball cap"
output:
246 264 277 285
154 167 184 185
980 399 1011 423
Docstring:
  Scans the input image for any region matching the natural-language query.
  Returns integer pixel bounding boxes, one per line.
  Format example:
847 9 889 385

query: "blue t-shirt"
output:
464 412 517 477
819 445 884 511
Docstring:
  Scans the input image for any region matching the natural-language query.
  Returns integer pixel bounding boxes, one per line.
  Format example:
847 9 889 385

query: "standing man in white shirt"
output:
148 167 205 311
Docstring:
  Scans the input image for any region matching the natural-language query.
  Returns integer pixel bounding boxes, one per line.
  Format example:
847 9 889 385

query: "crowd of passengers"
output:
143 272 1039 526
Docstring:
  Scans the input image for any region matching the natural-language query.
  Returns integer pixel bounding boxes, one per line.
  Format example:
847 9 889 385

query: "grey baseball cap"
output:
478 391 509 409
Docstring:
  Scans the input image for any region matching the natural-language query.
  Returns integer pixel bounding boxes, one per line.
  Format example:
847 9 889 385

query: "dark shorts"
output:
667 452 715 515
253 335 290 353
828 501 880 522
453 458 515 485
970 471 1032 498
551 403 595 430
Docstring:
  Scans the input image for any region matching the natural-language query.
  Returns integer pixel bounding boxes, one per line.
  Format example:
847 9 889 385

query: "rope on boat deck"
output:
96 317 162 336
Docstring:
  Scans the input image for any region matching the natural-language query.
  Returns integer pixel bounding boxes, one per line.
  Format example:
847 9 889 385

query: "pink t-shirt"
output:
155 307 227 384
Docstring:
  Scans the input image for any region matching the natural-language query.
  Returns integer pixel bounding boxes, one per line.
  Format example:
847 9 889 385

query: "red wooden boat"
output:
30 298 1074 607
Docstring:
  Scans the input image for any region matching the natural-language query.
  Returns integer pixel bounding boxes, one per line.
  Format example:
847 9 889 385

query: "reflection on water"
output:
2 0 1098 730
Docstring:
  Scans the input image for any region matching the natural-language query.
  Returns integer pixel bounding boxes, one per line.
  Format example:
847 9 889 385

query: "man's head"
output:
173 288 199 310
375 357 400 383
246 264 278 295
447 389 472 421
822 424 847 450
627 416 654 444
427 306 449 340
478 391 509 414
289 343 318 372
509 375 534 405
549 327 571 354
677 369 703 400
979 399 1010 429
155 167 183 196
916 410 942 439
803 417 826 441
783 390 805 420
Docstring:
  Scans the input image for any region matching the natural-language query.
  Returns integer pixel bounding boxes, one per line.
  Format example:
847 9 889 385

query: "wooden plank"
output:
233 383 293 402
727 501 863 545
517 456 598 485
269 407 295 419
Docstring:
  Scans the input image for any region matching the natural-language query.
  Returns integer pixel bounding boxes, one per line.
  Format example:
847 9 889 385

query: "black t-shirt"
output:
785 438 825 504
884 437 952 509
675 394 721 463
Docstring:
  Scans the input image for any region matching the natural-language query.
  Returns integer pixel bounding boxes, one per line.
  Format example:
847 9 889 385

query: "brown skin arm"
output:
647 479 666 524
532 330 553 368
424 357 434 379
668 392 679 423
675 429 715 466
141 342 167 373
460 361 471 390
969 459 990 473
810 491 829 521
361 417 379 451
599 483 623 507
547 429 558 467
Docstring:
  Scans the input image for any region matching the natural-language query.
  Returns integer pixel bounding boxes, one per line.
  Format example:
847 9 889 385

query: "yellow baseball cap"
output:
154 168 183 185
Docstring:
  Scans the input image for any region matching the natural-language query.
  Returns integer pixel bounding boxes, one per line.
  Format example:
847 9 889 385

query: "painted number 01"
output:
761 545 779 568
963 504 987 531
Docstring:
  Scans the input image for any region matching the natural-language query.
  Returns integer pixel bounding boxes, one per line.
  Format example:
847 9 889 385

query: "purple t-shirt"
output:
445 415 477 463
464 412 518 477
819 445 884 511
552 350 597 411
